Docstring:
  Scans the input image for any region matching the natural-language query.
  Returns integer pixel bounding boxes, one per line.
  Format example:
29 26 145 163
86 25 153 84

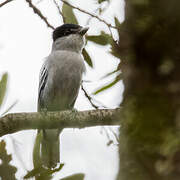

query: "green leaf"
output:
98 0 108 3
62 2 78 24
1 100 18 116
33 131 43 168
50 163 64 174
24 166 44 179
24 164 64 179
61 173 85 180
114 17 121 28
0 73 8 109
93 75 122 95
0 140 17 180
82 48 93 67
86 31 112 46
100 69 120 79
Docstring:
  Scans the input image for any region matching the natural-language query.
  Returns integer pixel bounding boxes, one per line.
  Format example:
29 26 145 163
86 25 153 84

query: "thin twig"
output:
52 0 66 23
60 0 117 29
81 84 99 109
25 0 55 30
108 25 117 44
109 127 119 143
101 127 113 146
86 7 99 26
86 2 109 26
81 81 108 108
0 0 14 8
91 98 107 109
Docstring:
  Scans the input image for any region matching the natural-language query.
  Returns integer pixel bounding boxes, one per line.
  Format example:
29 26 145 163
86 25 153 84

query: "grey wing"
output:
38 61 48 111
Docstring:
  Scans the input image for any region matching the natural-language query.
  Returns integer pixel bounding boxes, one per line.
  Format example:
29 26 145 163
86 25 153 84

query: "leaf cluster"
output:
62 1 121 94
0 140 17 180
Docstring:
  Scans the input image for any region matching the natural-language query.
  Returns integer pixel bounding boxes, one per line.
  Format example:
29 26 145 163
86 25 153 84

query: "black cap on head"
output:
53 24 82 42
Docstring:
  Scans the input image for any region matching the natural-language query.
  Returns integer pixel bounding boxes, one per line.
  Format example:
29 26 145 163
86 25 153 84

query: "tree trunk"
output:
117 0 180 179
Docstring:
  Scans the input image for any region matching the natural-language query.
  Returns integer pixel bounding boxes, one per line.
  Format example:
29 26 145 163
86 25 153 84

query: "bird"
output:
36 24 88 168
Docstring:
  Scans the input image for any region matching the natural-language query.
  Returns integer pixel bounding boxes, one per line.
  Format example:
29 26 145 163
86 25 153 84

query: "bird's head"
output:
52 24 89 53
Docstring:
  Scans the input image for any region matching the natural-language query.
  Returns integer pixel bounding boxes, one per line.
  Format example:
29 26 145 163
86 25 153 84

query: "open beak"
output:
78 27 89 36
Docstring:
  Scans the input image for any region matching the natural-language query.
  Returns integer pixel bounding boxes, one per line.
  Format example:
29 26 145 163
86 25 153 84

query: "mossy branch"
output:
0 109 120 137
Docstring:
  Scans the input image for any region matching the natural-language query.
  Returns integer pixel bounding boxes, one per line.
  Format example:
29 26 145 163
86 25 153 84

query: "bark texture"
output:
0 109 120 137
117 0 180 179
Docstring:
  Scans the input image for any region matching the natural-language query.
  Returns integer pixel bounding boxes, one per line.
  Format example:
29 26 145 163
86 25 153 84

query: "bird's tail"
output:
41 129 60 168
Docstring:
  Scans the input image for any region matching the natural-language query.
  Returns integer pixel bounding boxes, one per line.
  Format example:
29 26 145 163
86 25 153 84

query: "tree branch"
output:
0 109 120 137
81 84 99 109
0 0 14 8
52 0 66 23
25 0 55 30
60 0 117 29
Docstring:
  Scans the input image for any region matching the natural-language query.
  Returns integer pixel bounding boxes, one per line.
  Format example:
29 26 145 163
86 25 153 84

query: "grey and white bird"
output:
37 24 88 168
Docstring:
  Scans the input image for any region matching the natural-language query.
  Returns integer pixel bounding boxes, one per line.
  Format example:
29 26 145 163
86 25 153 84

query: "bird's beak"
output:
78 27 89 36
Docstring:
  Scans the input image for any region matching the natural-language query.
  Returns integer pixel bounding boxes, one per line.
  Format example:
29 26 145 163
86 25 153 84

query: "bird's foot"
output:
41 108 48 115
71 108 78 120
